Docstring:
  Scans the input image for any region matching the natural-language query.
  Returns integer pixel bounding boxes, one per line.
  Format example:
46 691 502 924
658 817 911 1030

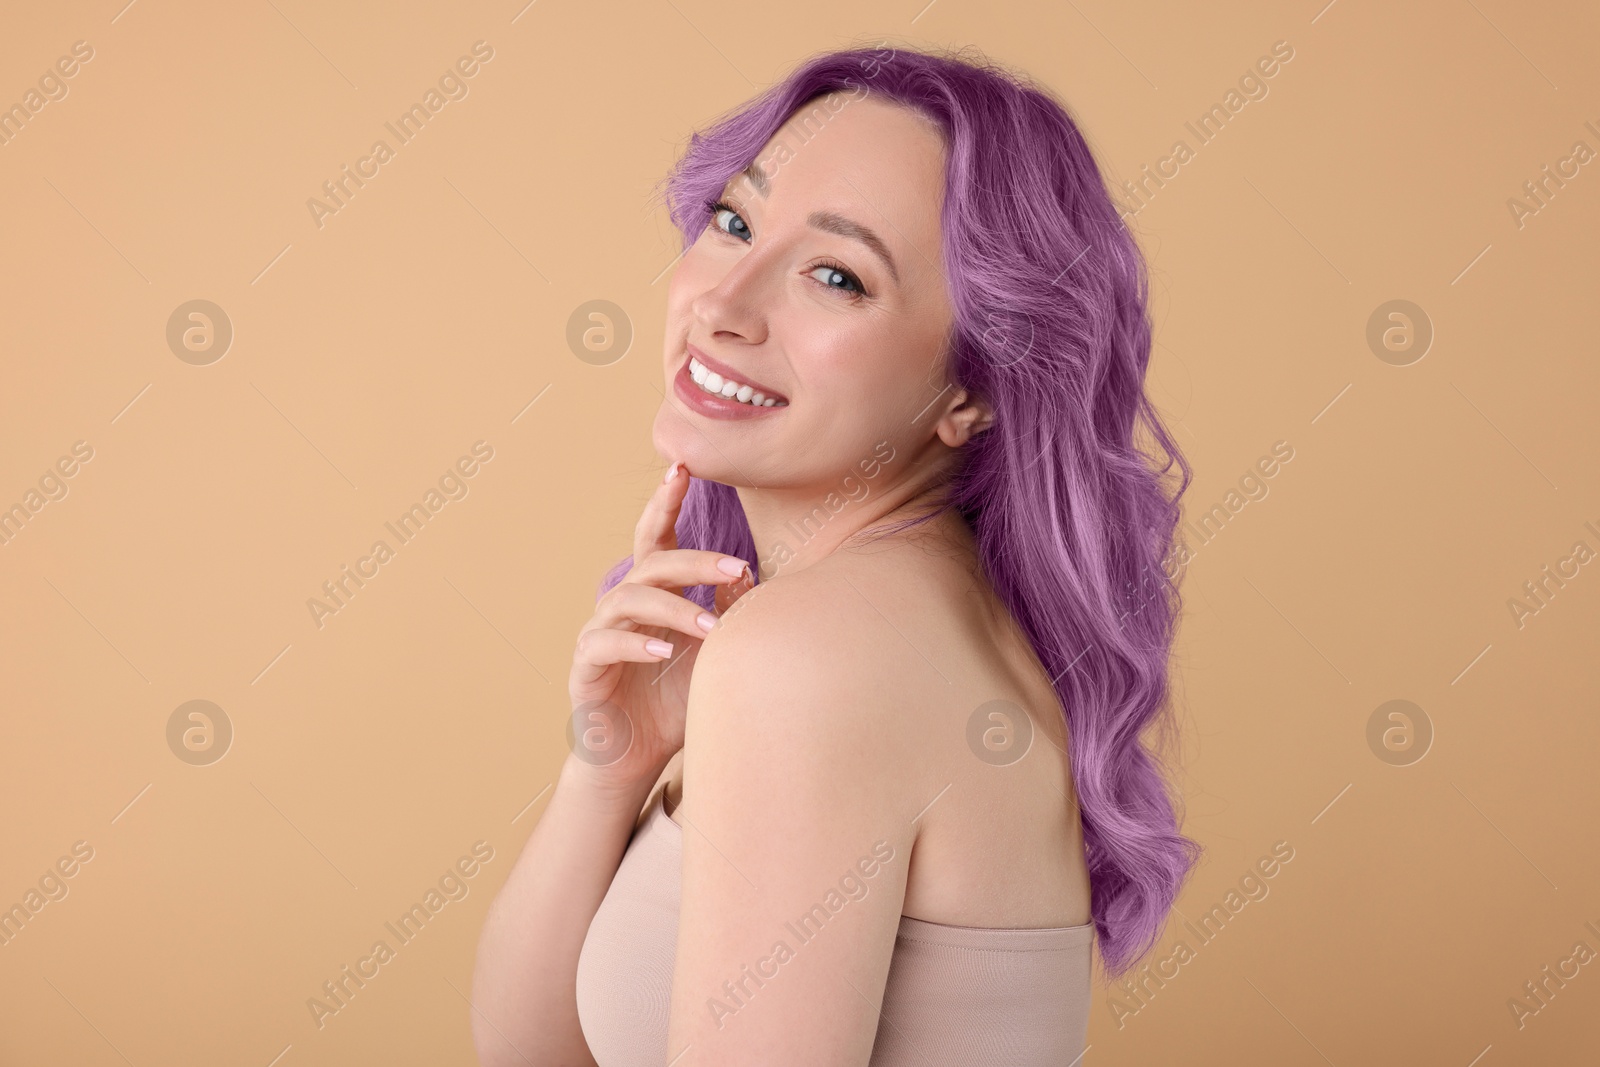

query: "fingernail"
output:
663 461 682 484
645 639 674 658
716 557 746 577
696 611 717 633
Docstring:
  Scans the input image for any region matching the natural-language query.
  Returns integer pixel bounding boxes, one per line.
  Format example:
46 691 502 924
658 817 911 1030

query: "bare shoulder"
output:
694 563 903 728
684 538 1091 930
682 560 950 821
698 556 943 723
703 561 879 666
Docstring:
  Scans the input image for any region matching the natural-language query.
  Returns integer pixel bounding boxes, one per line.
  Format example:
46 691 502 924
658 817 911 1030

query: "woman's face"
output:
654 92 971 490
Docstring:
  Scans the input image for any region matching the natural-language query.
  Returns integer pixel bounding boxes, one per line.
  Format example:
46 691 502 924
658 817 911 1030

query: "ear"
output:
934 388 995 448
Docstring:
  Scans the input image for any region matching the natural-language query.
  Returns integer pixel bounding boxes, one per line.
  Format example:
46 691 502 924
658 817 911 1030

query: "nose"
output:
689 246 770 347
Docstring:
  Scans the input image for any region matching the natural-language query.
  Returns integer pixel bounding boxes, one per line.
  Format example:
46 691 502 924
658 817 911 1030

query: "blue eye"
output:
709 201 751 242
706 198 869 299
808 263 865 295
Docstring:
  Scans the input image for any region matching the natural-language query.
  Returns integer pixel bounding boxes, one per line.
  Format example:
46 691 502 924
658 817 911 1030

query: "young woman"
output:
472 44 1199 1067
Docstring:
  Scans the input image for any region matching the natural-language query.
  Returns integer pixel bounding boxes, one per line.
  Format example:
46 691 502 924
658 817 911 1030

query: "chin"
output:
651 406 713 469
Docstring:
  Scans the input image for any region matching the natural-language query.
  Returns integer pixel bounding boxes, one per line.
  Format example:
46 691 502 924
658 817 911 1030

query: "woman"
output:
472 43 1199 1066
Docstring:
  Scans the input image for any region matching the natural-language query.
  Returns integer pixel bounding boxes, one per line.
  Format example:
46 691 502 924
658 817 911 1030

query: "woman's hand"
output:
566 461 754 796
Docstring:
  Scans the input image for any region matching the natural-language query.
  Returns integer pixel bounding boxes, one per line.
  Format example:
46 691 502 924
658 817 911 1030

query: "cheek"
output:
791 318 909 405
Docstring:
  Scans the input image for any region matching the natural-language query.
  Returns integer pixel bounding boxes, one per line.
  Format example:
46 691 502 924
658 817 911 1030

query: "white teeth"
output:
688 357 786 407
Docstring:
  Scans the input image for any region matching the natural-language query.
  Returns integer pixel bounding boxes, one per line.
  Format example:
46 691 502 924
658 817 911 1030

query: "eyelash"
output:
704 198 870 300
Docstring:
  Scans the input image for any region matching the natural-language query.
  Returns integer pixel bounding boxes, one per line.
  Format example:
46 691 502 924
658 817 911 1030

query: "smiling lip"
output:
685 344 788 404
671 344 789 422
673 358 787 421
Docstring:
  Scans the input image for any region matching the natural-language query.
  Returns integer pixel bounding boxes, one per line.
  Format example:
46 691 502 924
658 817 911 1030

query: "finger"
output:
625 547 750 593
569 628 681 700
572 627 680 676
589 583 721 644
713 563 757 615
633 460 691 564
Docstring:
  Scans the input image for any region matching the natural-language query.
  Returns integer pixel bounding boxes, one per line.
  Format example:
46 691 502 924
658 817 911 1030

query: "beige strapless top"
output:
575 788 1094 1066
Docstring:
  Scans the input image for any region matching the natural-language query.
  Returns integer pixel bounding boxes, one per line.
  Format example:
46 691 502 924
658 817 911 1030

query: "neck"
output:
737 444 972 582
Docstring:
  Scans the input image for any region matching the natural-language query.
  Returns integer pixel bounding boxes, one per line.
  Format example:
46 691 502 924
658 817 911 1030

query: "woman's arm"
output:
469 751 675 1067
665 576 926 1067
470 460 747 1063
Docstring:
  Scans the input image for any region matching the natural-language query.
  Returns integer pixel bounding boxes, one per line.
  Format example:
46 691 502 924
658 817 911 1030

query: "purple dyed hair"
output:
598 43 1200 979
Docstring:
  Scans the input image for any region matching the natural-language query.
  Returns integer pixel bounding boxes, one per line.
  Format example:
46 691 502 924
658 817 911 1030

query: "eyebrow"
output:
736 161 769 197
724 161 902 287
806 210 901 287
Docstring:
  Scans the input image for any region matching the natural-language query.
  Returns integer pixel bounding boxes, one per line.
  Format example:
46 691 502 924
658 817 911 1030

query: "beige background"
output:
2 0 1596 1064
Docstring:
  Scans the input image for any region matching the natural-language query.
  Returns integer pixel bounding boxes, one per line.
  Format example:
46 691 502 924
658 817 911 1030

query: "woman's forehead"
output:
735 96 946 242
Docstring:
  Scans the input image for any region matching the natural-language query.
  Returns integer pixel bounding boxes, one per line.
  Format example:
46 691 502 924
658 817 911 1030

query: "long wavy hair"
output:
597 43 1200 979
